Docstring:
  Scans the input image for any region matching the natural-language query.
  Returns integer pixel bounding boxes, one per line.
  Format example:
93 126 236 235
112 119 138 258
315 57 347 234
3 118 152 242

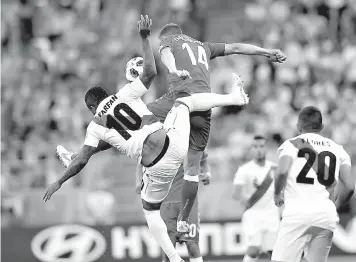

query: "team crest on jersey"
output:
97 95 118 117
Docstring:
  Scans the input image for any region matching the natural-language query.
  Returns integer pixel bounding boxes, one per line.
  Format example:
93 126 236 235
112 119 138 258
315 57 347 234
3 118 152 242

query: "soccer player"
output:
232 135 280 262
43 15 249 262
272 106 355 262
150 23 287 232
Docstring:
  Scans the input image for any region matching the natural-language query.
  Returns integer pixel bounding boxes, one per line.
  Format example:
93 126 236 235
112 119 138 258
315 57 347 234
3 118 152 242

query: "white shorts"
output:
242 210 280 252
272 218 334 262
141 104 190 203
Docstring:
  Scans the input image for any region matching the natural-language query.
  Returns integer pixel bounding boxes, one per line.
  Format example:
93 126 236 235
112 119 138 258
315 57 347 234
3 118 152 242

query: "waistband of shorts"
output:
146 135 170 168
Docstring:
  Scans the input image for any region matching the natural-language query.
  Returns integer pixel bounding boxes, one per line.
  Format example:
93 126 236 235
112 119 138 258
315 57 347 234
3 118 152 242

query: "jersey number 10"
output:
182 43 209 70
106 103 142 140
296 148 336 187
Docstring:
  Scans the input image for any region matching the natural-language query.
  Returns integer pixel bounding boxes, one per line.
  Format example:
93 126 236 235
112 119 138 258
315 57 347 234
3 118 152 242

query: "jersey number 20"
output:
182 43 209 70
296 148 336 187
106 103 142 140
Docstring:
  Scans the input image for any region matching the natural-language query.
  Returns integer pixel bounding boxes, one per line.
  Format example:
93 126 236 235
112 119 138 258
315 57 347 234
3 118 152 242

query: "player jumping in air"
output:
232 135 280 262
272 106 355 262
43 15 249 262
150 23 287 233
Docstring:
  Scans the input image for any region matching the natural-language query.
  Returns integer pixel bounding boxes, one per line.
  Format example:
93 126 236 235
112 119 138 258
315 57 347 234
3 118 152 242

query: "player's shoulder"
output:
95 94 119 118
238 160 255 171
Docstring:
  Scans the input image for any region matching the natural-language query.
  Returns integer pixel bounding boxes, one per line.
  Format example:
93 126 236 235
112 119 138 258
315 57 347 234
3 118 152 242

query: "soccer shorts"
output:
147 91 211 151
160 200 200 243
141 103 190 203
242 210 279 252
271 219 334 262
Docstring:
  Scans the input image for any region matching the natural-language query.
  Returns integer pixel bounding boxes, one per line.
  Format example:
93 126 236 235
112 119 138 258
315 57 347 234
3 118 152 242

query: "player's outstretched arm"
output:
335 164 355 211
137 15 157 89
223 43 286 63
43 145 97 202
274 155 293 207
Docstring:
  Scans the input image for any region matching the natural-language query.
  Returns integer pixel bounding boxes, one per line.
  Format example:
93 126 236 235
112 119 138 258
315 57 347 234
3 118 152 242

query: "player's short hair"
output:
159 23 182 38
254 135 266 140
298 106 323 131
85 86 109 106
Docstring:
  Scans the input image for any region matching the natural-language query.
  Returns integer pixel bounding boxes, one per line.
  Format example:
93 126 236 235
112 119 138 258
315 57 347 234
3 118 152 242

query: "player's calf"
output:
186 242 203 262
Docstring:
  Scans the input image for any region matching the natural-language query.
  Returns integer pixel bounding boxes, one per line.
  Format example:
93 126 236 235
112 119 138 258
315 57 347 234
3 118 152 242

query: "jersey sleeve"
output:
158 36 174 54
278 140 298 159
117 78 148 101
205 42 226 59
84 121 102 148
233 167 246 185
339 146 351 166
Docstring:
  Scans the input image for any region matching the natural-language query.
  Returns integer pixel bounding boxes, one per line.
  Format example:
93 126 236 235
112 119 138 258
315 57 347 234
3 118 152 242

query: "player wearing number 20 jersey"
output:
272 106 354 262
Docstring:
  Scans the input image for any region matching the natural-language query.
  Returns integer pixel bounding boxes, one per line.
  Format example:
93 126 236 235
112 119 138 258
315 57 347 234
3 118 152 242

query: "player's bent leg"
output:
185 242 203 262
179 148 203 223
303 227 333 262
243 246 261 262
142 200 183 262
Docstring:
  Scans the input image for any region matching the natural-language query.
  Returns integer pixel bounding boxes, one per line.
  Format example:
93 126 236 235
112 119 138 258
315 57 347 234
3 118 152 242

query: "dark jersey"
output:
159 34 225 94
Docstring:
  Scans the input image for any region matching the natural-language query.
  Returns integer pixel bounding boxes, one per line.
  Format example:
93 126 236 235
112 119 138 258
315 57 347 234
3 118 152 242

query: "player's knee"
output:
246 246 261 258
141 199 162 211
186 242 201 258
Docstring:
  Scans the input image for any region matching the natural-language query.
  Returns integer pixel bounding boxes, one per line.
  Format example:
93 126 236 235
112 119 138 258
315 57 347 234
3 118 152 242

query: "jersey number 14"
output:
296 148 336 187
182 43 209 70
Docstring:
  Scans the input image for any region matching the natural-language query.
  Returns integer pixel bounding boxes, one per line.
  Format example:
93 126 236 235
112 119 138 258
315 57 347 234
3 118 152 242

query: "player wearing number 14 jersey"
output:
272 106 355 262
149 23 287 232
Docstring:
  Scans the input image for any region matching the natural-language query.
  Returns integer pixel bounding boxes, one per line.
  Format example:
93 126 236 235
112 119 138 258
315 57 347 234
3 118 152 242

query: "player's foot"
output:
56 145 74 168
177 220 190 234
230 73 249 106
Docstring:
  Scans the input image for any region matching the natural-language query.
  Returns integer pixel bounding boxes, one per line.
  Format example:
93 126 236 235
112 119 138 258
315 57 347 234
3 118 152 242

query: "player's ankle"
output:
243 255 258 262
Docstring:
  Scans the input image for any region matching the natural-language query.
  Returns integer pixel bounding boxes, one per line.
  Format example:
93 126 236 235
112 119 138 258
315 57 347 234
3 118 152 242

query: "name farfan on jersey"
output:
97 95 118 117
301 138 331 147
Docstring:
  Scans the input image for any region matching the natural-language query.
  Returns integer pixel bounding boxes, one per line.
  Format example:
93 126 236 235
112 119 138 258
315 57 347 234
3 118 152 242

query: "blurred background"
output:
1 0 356 261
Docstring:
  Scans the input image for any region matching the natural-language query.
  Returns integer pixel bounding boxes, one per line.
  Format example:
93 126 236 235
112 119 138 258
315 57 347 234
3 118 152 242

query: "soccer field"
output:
209 256 356 262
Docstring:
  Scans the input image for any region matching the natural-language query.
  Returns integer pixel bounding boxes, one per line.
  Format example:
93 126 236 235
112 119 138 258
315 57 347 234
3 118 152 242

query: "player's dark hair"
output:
254 135 266 140
85 86 109 106
298 106 323 131
159 23 182 38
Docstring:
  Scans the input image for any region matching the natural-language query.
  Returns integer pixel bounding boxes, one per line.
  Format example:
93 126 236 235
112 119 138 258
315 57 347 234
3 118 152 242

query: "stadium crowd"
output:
2 0 356 226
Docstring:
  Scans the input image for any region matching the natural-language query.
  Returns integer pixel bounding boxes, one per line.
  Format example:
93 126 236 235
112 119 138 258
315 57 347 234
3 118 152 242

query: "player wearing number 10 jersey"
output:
149 23 287 231
272 106 355 262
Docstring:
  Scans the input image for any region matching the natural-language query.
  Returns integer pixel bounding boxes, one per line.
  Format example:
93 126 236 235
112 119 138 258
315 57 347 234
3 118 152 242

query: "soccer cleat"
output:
56 145 74 168
230 73 249 106
177 220 190 234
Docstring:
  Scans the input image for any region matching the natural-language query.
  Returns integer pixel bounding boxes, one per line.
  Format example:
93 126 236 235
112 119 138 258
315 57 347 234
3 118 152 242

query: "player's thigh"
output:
141 167 179 204
242 215 263 249
189 110 211 151
261 228 279 253
183 148 204 177
178 200 200 243
271 219 309 262
160 202 179 236
147 93 175 123
304 227 333 262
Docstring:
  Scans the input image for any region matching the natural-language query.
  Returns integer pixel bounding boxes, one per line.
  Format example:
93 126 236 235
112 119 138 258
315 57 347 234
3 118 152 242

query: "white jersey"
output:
278 133 351 226
84 78 163 160
233 160 278 215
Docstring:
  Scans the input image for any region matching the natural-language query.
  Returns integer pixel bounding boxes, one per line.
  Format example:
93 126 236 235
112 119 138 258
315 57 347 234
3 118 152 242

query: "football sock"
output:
190 257 203 262
143 209 182 262
180 176 199 221
177 93 238 112
243 255 258 262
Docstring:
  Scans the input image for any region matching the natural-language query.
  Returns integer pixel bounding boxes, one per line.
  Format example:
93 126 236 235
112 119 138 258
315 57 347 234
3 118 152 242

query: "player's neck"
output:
301 129 321 135
254 159 266 166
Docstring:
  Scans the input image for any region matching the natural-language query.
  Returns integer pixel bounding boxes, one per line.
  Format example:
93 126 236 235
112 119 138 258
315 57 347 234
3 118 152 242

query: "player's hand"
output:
170 69 192 80
274 192 284 207
199 172 211 185
269 49 287 63
137 15 152 38
43 181 61 202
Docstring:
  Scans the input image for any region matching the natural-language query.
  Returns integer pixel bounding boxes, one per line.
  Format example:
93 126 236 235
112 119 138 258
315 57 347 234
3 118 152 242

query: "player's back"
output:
88 79 162 160
279 133 351 227
159 34 225 94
